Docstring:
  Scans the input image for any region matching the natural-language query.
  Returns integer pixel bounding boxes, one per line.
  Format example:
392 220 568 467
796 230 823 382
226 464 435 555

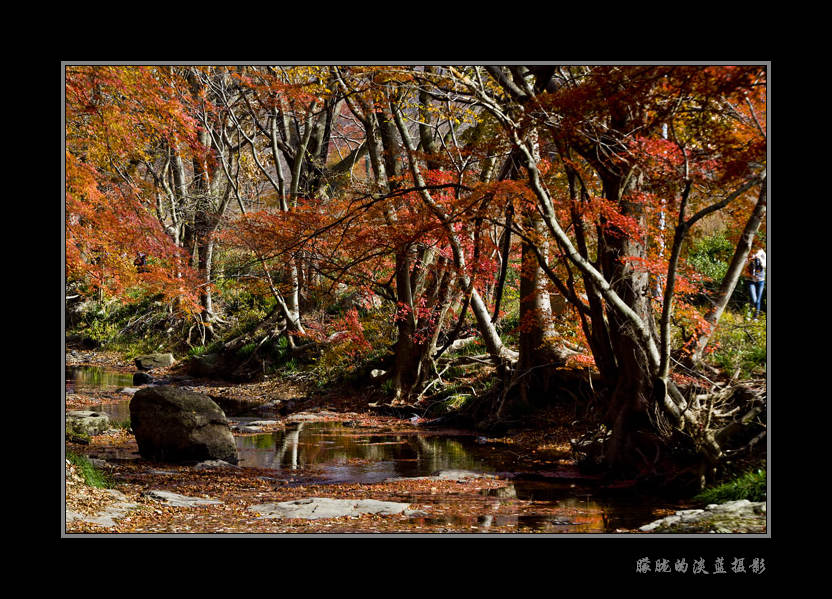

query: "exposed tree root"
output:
572 377 766 491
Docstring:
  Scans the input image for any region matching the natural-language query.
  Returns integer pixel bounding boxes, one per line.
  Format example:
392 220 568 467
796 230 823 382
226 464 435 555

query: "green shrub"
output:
66 452 112 489
693 467 766 504
444 393 471 411
237 342 257 357
188 345 209 357
688 232 733 284
707 311 767 378
110 418 131 431
281 358 299 373
444 365 465 379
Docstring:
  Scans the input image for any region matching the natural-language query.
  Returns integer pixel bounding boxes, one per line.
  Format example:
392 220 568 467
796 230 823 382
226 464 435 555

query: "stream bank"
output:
64 351 765 534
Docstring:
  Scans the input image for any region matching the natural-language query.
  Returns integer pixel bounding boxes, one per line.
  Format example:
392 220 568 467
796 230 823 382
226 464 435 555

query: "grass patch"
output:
693 467 766 504
443 393 471 411
237 342 257 357
110 418 131 431
381 379 395 397
188 344 210 357
66 451 112 489
705 310 767 378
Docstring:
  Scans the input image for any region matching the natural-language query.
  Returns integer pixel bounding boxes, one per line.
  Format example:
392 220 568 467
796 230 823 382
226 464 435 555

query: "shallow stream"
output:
66 365 686 532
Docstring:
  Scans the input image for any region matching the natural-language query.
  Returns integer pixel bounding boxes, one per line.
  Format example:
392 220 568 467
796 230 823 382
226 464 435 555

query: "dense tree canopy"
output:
65 64 767 480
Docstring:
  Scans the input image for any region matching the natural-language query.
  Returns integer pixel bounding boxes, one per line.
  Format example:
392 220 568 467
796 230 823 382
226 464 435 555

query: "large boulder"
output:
129 386 238 464
134 353 176 370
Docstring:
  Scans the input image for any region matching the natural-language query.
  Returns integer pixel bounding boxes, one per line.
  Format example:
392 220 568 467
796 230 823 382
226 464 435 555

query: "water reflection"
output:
65 366 134 422
65 365 683 532
236 421 491 483
66 366 134 392
235 421 680 532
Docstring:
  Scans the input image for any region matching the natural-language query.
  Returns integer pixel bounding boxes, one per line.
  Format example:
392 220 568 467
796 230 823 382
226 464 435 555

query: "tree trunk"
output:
390 246 420 399
691 183 767 364
515 214 568 405
596 171 657 471
390 252 454 401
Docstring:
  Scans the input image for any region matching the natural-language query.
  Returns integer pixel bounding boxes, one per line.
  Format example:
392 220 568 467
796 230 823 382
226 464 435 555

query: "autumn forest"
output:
64 64 768 536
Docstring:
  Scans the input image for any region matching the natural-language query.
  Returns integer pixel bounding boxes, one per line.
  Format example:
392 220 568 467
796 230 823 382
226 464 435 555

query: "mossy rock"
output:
66 410 110 437
134 353 176 370
639 500 766 533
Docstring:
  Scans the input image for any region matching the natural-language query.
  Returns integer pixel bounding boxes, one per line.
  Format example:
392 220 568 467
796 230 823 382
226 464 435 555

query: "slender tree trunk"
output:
516 213 568 405
390 253 454 401
691 183 767 364
391 246 419 399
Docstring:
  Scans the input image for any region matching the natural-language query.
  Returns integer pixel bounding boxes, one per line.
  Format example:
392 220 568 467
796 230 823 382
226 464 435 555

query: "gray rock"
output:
433 469 496 481
639 499 767 533
249 497 422 520
143 489 223 507
130 385 238 464
231 419 280 433
246 420 279 427
66 410 110 436
134 353 176 370
236 425 264 433
287 411 339 422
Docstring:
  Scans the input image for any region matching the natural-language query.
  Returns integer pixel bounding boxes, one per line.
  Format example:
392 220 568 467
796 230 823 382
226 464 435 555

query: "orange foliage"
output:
65 66 201 310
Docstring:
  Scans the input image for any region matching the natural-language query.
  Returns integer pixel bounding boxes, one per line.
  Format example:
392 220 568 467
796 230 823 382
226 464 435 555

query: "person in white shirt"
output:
747 248 766 320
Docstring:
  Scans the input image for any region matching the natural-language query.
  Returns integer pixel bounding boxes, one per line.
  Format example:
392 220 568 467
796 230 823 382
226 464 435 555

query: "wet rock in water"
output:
287 411 339 422
247 420 279 427
233 419 280 433
130 385 238 464
434 470 497 481
639 499 766 533
134 353 176 370
66 410 110 436
143 489 223 507
133 371 154 385
234 425 264 433
249 497 423 520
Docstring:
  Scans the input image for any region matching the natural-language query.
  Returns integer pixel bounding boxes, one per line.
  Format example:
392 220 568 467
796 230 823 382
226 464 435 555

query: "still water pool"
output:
234 419 677 531
65 365 685 532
